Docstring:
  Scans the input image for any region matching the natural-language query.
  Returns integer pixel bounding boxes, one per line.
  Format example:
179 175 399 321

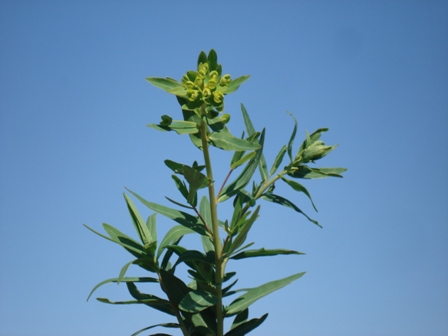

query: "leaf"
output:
146 77 186 97
159 269 190 306
87 277 158 301
209 131 260 151
241 104 256 136
183 165 210 190
230 248 305 260
225 313 268 336
288 166 347 179
130 323 180 336
281 177 318 211
207 49 218 71
124 193 153 245
157 225 195 259
261 193 321 227
225 272 306 316
101 223 146 258
230 151 255 170
146 214 157 247
226 206 260 257
230 308 248 330
126 189 207 236
126 282 174 316
218 130 265 202
179 290 219 313
287 112 298 161
117 259 136 284
219 75 250 94
270 145 287 176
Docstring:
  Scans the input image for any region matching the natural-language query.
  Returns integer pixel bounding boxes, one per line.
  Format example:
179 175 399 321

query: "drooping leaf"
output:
130 323 180 336
226 272 306 316
281 177 318 211
230 248 305 260
126 282 174 316
261 193 321 227
179 290 219 313
87 277 159 301
225 313 268 336
117 259 136 284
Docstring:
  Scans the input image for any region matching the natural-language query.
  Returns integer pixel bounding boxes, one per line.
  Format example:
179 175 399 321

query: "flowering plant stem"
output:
85 49 346 336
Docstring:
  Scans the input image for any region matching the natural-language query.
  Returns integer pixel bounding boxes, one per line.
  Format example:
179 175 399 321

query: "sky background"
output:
1 2 447 336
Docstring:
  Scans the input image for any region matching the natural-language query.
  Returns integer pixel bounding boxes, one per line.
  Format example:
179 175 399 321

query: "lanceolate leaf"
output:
225 313 268 336
281 177 318 211
157 225 195 259
126 189 207 235
287 112 298 161
225 272 306 316
87 277 159 301
126 282 175 316
130 323 180 336
219 75 250 95
101 223 146 258
124 193 153 245
288 166 347 179
230 248 305 260
182 165 210 190
226 206 260 257
146 77 186 96
209 131 260 151
179 290 219 313
270 145 287 176
261 193 321 227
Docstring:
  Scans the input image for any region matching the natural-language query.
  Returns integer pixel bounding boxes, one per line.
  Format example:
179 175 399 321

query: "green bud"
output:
194 77 203 89
209 70 219 80
160 115 172 126
208 78 218 90
212 91 224 104
198 62 209 77
203 87 212 99
183 80 195 90
301 141 337 163
219 74 231 86
188 90 200 102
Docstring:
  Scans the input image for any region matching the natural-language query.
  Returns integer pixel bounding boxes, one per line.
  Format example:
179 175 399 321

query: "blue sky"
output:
1 2 447 336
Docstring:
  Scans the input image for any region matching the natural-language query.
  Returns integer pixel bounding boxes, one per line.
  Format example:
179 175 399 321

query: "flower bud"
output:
203 87 212 99
301 141 337 163
188 90 200 102
212 91 224 104
208 78 218 90
183 80 195 90
198 63 209 77
194 77 203 89
219 74 231 86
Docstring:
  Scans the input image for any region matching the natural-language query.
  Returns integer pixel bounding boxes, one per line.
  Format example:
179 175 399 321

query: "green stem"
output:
199 112 224 336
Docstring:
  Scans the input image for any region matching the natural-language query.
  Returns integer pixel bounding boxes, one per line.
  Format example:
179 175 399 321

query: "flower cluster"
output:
181 62 232 112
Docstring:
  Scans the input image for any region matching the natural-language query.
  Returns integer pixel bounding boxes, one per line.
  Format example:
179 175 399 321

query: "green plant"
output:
85 49 346 336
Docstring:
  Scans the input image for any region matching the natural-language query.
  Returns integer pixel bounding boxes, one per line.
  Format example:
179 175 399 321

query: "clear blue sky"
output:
1 2 447 336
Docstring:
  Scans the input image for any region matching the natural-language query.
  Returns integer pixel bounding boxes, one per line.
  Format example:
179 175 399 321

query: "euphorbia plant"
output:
85 49 346 336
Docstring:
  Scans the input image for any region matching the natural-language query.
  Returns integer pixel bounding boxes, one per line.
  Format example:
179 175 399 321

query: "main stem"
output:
200 114 224 336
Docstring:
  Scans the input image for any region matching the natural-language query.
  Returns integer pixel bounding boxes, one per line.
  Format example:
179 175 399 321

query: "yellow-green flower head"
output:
208 78 218 90
203 87 212 99
184 80 195 90
219 74 231 86
188 90 200 102
209 70 219 80
194 77 203 89
212 91 224 104
198 63 209 77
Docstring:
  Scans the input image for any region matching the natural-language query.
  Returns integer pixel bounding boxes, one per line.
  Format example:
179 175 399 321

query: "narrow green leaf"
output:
146 214 157 247
207 49 218 71
270 145 287 176
219 75 250 95
241 103 256 136
126 282 174 315
87 277 158 301
230 248 305 260
227 206 260 256
288 166 347 179
165 197 193 210
102 223 146 258
126 189 207 235
117 259 136 284
226 272 306 316
183 165 210 190
179 290 219 313
261 193 321 227
219 130 265 202
231 308 248 330
287 112 298 161
159 269 190 306
230 151 255 170
225 313 268 336
170 175 189 201
281 177 318 211
146 77 186 97
157 225 195 259
209 131 260 151
124 193 153 245
130 323 180 336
